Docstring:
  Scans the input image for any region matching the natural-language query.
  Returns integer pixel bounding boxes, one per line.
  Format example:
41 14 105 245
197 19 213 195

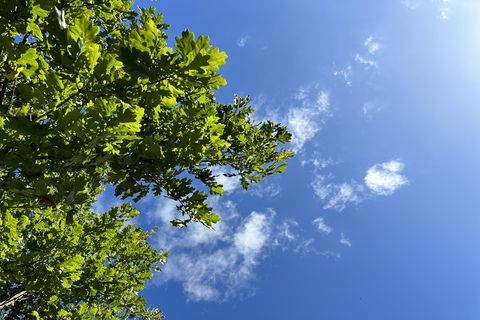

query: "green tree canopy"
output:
0 0 292 318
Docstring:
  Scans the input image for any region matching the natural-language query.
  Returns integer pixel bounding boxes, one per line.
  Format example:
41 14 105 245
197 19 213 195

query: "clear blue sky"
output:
110 0 480 318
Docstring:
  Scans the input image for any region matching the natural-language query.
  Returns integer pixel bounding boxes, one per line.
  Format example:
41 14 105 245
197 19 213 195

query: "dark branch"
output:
0 79 8 111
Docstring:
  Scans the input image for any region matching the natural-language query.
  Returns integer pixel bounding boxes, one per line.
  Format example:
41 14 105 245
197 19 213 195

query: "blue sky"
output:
104 0 480 319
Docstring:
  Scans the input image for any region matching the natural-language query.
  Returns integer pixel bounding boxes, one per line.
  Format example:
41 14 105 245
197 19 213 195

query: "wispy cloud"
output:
364 36 381 55
339 233 352 247
333 65 353 86
402 0 454 20
434 0 453 20
287 85 331 152
248 181 281 198
355 53 378 69
355 35 381 69
145 197 316 301
237 35 249 47
150 204 273 301
333 35 381 86
362 100 385 119
312 217 333 235
402 0 420 9
300 152 334 170
274 219 317 254
362 102 376 116
364 160 409 196
312 160 409 211
312 176 365 211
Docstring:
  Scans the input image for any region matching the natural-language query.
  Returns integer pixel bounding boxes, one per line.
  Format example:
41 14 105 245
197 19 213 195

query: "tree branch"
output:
0 79 8 111
0 290 27 310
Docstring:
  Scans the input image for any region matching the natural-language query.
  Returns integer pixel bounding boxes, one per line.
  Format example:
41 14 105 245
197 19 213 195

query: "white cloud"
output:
151 208 273 301
145 197 316 301
355 53 378 68
300 152 334 170
364 160 409 196
434 0 453 20
312 175 365 211
317 91 330 113
333 65 353 86
333 35 382 88
287 86 331 152
312 160 409 211
248 181 281 198
237 36 248 47
312 217 333 235
214 171 241 194
273 219 316 254
277 219 298 242
362 102 376 115
364 36 381 55
403 0 455 19
287 107 320 152
402 0 420 9
234 212 272 259
340 233 352 247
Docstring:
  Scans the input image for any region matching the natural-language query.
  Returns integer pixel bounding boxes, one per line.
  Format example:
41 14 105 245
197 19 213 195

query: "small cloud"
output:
294 86 310 101
317 91 330 114
402 0 420 9
248 181 281 198
311 160 409 211
362 101 384 118
312 175 365 211
434 0 453 20
364 160 409 196
277 219 298 242
333 65 353 86
438 6 450 20
362 102 376 115
274 219 316 254
300 152 334 170
312 217 333 235
364 36 381 55
355 53 378 69
340 233 352 247
287 107 320 152
234 212 272 259
287 86 331 152
237 36 249 47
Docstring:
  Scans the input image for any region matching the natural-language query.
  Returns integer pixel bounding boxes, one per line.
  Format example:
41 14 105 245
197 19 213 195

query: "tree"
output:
1 203 167 319
0 0 292 318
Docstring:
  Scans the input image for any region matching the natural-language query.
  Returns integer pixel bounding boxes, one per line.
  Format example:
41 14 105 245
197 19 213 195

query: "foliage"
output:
0 203 166 319
0 0 292 318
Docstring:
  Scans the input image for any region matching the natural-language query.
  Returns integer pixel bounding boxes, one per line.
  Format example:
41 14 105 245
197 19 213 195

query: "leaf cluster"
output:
0 0 292 317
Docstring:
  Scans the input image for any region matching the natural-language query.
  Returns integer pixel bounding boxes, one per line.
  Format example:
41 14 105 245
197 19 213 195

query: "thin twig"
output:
0 290 27 309
0 79 8 110
54 91 80 109
21 32 31 45
6 78 17 110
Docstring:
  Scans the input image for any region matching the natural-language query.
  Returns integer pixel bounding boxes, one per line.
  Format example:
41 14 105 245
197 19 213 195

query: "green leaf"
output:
274 163 287 174
16 48 39 77
32 4 50 18
27 21 43 40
